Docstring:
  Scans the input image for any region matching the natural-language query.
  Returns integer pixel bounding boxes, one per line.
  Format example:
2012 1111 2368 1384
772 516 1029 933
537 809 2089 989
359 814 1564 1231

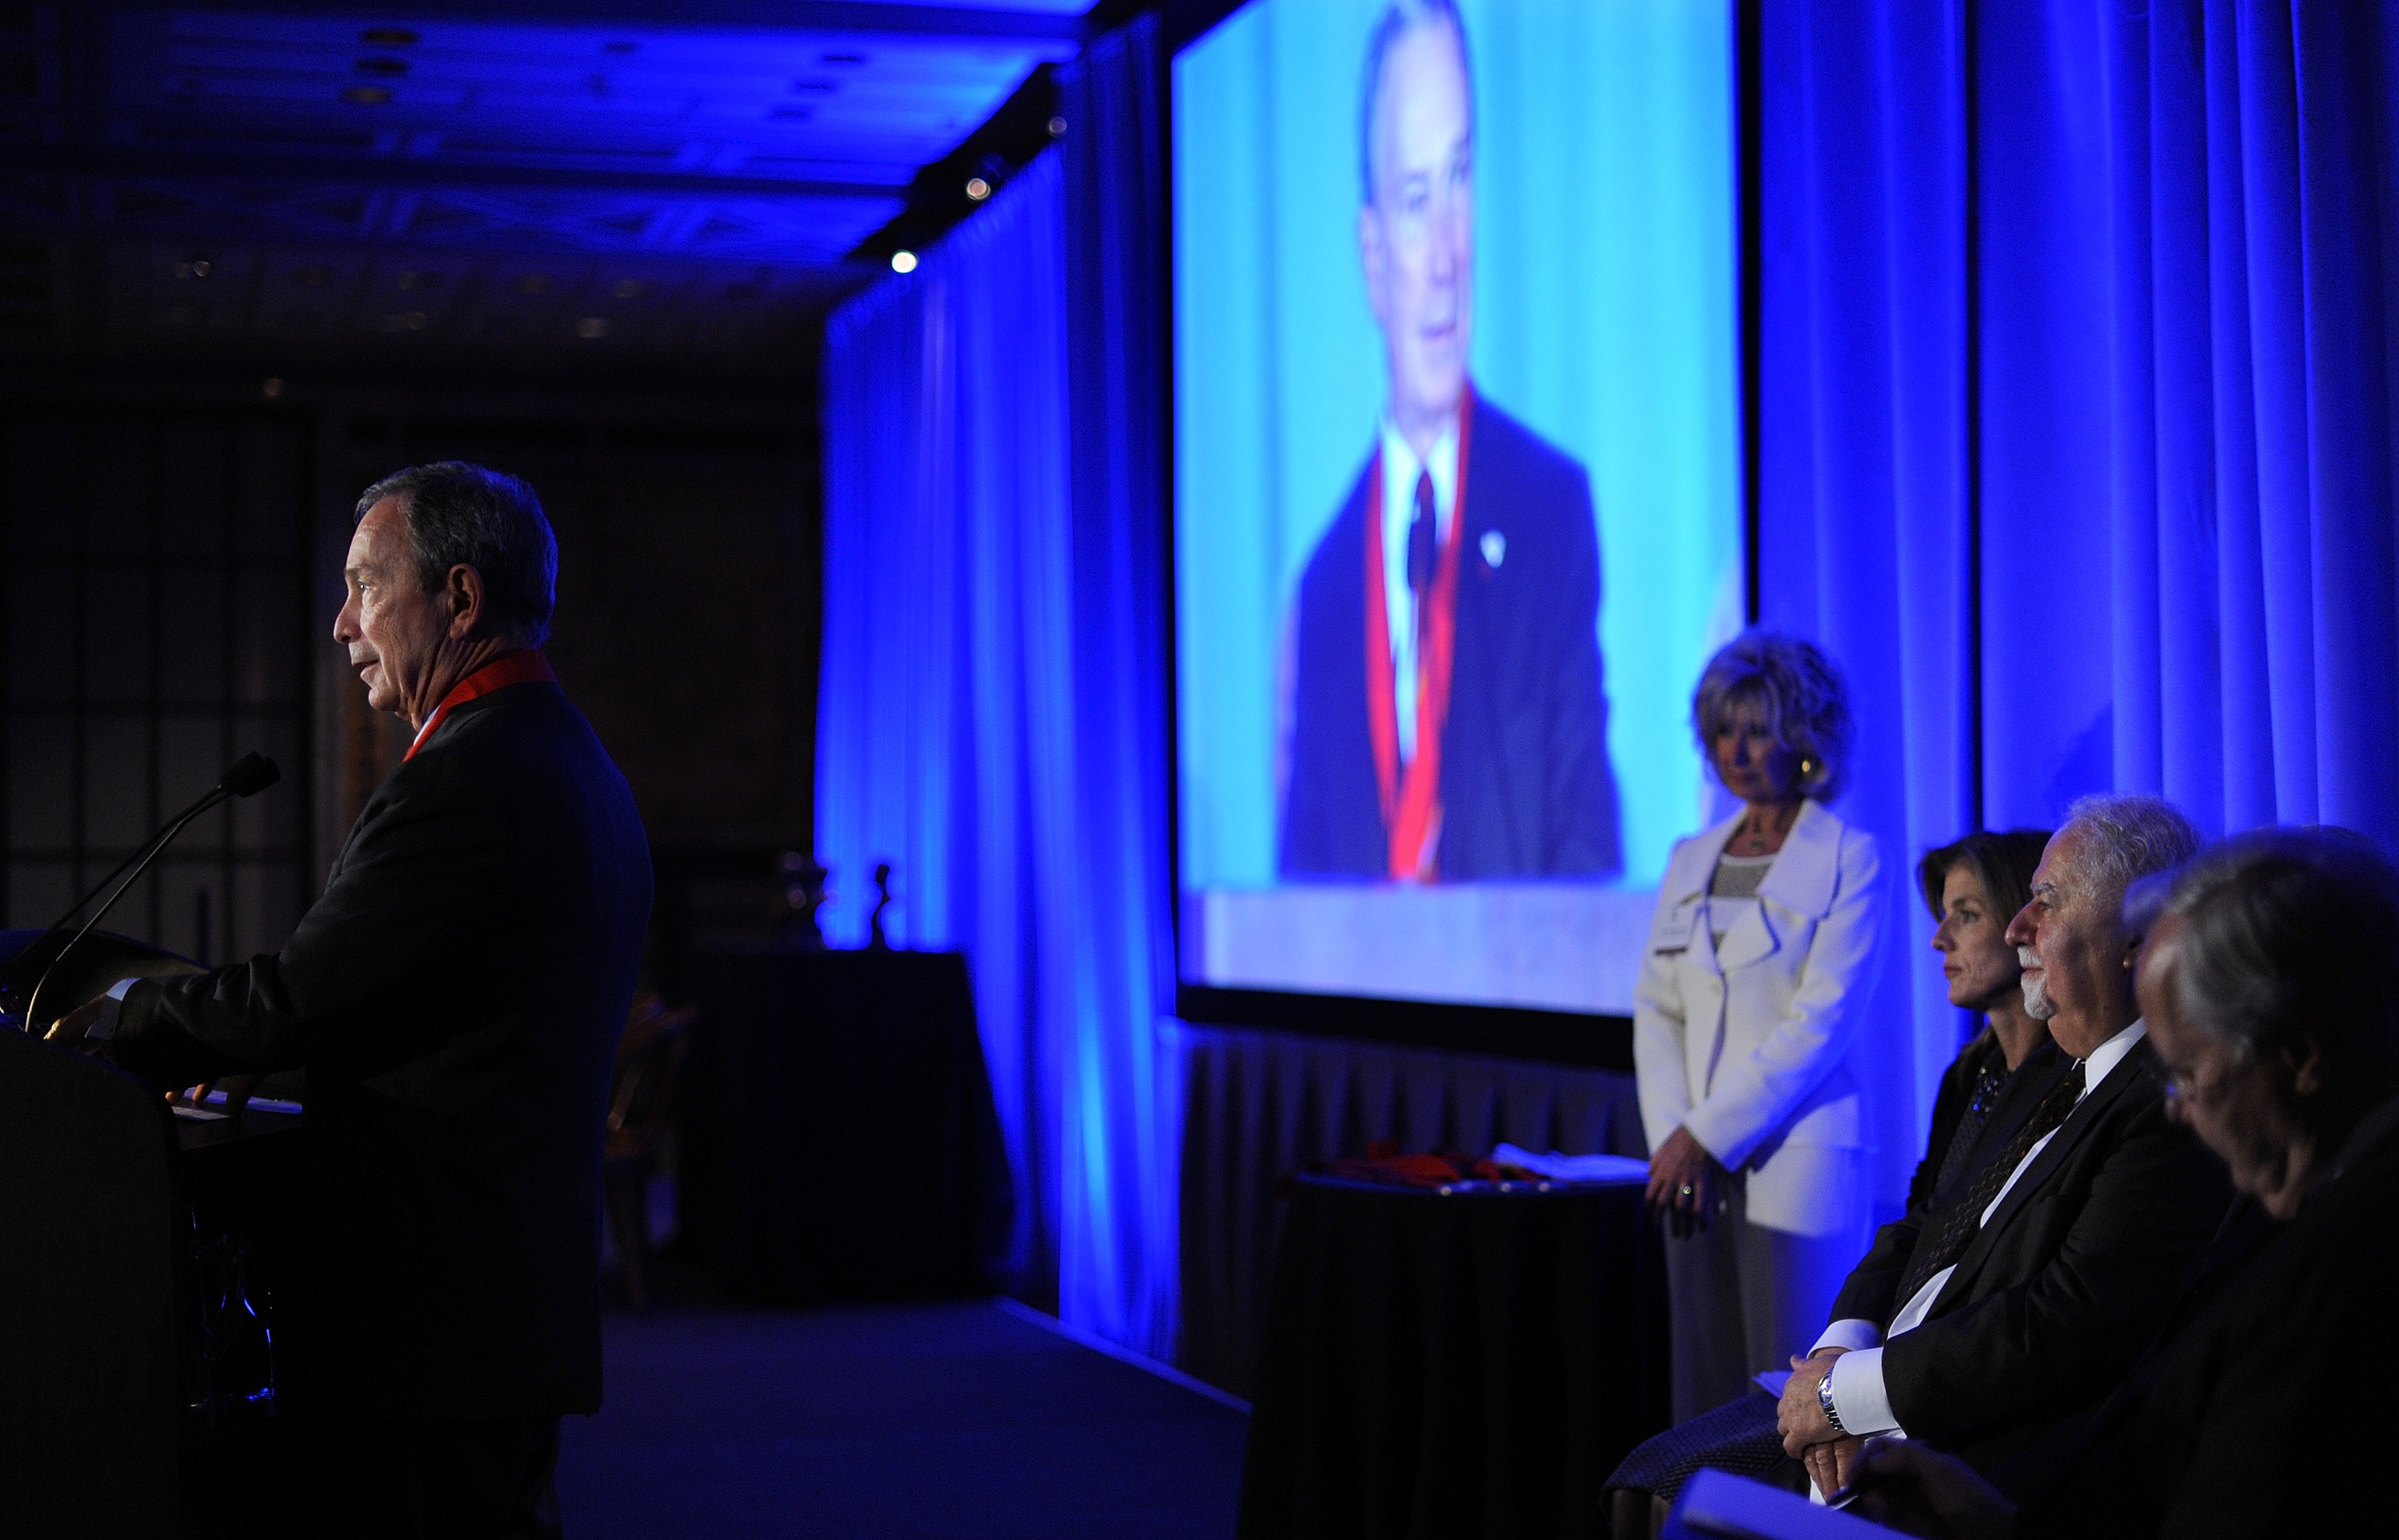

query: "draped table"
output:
1235 1170 1671 1540
676 946 1011 1303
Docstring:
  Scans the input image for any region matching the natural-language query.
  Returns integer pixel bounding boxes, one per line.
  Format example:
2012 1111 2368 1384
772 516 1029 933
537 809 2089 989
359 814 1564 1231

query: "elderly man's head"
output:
1357 0 1474 452
334 462 556 724
2137 831 2399 1219
2003 795 2201 1057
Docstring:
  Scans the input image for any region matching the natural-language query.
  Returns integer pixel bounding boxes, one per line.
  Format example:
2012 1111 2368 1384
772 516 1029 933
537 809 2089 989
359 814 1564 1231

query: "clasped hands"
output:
1643 1126 1726 1237
1777 1347 1863 1496
1778 1352 2021 1538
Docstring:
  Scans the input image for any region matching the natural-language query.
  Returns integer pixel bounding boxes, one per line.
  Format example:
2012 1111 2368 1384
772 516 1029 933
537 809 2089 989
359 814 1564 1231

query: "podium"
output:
0 1027 180 1534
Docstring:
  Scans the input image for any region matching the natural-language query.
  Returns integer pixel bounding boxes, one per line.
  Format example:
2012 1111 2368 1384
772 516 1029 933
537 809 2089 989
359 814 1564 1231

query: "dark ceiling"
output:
0 2 1095 382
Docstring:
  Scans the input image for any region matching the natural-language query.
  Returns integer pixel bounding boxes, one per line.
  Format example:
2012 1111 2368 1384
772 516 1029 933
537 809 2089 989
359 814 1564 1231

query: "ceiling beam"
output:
11 145 911 202
122 0 1089 42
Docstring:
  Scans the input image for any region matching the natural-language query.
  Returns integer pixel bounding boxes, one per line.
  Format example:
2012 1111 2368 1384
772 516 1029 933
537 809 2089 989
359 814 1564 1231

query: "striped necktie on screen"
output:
1893 1058 2086 1309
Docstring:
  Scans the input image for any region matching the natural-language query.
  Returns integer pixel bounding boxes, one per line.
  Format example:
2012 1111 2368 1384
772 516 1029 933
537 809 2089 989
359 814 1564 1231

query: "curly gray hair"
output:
2061 794 2202 928
1690 627 1854 803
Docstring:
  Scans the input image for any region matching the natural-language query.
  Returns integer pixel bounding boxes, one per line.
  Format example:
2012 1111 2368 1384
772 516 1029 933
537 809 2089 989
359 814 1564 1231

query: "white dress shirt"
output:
1811 1018 2150 1438
1377 417 1457 764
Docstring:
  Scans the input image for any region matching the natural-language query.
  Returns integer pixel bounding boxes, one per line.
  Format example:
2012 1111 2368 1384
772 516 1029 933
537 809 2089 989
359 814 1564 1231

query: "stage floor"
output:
558 1300 1248 1538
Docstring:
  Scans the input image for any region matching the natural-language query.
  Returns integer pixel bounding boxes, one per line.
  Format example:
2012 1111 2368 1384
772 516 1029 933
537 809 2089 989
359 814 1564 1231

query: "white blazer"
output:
1632 798 1885 1236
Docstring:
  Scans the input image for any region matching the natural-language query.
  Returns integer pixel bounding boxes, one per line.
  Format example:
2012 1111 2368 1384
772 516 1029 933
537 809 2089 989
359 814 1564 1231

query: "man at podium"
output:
54 461 651 1538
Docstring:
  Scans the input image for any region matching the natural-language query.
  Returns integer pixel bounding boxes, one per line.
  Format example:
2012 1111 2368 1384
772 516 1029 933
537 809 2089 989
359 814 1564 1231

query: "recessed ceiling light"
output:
361 26 419 46
355 57 409 77
577 317 612 339
820 52 867 66
769 106 813 122
792 78 837 94
261 377 284 399
964 178 990 201
890 250 917 274
343 85 393 106
602 40 638 55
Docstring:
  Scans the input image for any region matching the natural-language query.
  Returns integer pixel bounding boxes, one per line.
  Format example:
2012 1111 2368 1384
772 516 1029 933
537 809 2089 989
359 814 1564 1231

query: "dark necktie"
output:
1407 470 1437 611
1894 1058 2087 1309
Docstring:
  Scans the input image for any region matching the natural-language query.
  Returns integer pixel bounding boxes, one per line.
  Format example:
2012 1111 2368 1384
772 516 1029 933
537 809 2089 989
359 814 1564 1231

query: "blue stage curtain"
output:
817 18 1180 1358
1757 0 1974 1208
1978 0 2398 843
1762 0 2398 1209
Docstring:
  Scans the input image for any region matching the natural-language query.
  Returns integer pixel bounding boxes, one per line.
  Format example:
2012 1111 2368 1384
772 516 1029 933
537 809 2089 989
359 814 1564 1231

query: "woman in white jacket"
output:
1635 628 1884 1422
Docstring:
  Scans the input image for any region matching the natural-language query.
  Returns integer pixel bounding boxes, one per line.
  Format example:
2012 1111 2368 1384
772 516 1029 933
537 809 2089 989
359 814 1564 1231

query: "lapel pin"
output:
1480 529 1506 570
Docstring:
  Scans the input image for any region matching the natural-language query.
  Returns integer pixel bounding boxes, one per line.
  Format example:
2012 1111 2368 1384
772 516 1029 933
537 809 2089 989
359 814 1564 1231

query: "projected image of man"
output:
1280 0 1621 882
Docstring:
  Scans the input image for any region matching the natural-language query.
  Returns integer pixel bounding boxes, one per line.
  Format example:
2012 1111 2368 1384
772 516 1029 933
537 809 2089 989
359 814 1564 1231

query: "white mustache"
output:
2017 945 2042 970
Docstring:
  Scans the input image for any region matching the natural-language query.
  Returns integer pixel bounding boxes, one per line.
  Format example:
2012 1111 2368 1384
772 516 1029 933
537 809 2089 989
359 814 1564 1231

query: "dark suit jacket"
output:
110 678 652 1420
1279 394 1621 880
1827 1038 2229 1471
2008 1099 2399 1537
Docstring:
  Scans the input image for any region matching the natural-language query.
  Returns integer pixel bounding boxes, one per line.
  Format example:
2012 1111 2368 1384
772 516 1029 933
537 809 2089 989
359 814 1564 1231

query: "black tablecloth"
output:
1237 1173 1671 1540
1177 1023 1648 1400
677 947 1010 1303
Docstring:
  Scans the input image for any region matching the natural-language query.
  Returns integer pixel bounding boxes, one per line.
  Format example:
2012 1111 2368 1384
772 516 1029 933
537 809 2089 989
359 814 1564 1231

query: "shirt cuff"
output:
1810 1319 1883 1356
86 977 138 1042
1826 1347 1901 1438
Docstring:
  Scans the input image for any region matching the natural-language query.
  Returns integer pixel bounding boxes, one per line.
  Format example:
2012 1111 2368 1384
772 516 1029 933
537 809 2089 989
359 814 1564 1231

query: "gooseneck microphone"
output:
17 752 281 1031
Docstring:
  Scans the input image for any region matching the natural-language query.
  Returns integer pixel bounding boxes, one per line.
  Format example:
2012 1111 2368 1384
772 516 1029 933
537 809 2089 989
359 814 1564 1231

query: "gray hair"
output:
356 462 558 649
2151 828 2399 1071
1359 0 1471 206
2061 794 2202 927
1690 627 1854 803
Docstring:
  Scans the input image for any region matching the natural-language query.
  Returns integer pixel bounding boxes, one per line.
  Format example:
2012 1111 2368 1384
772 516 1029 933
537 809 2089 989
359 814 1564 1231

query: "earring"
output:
1799 756 1818 778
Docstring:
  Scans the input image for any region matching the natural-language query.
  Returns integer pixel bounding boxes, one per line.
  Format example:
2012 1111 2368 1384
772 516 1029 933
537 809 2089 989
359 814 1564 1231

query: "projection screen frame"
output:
1160 0 1762 1067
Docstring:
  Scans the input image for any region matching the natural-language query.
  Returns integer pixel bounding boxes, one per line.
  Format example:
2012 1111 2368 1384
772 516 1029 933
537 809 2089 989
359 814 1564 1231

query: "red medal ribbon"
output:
405 649 556 760
1362 382 1473 880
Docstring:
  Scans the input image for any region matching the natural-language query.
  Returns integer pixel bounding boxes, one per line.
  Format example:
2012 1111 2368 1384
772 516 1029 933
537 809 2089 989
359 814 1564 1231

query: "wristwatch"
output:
1816 1367 1847 1435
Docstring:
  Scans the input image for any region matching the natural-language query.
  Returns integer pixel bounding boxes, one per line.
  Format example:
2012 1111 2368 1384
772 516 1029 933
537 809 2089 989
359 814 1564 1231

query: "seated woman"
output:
1607 826 2052 1538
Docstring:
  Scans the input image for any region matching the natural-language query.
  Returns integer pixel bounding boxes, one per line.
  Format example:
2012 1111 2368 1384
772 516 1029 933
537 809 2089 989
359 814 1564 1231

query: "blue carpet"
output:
556 1301 1248 1538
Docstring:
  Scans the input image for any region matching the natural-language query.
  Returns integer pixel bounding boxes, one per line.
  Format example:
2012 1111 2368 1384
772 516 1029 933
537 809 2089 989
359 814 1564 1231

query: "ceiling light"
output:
890 251 917 274
343 86 393 106
261 377 284 399
1048 117 1067 138
820 52 867 66
361 26 419 46
355 57 409 77
964 178 990 201
577 317 613 339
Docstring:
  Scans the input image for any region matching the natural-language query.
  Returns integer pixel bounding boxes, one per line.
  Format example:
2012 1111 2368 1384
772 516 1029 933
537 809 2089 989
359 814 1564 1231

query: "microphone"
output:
12 752 281 1031
216 751 280 800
